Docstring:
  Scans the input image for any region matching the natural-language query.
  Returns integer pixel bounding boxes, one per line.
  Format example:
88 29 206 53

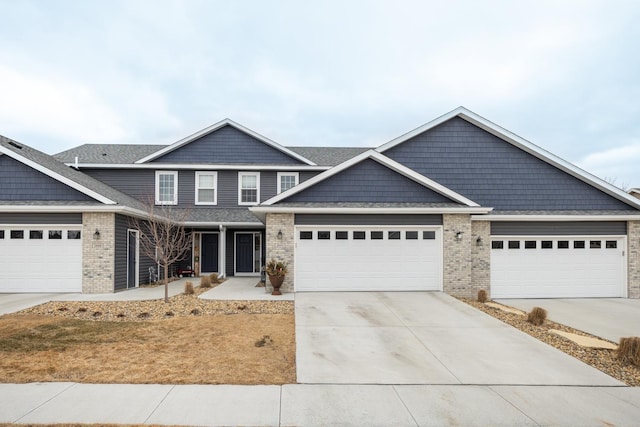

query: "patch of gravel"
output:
460 298 640 386
17 287 293 322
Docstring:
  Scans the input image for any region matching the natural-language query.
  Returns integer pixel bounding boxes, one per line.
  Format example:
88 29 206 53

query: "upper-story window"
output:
277 172 299 194
155 171 178 205
195 172 217 205
238 172 260 205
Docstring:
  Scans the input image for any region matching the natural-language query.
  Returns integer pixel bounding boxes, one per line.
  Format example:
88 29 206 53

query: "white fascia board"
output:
0 146 116 205
251 206 492 215
184 221 264 227
472 214 640 221
261 149 480 207
135 119 317 166
66 163 330 171
0 204 148 218
376 106 640 210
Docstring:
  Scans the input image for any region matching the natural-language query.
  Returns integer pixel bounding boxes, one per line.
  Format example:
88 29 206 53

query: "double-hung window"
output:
277 172 299 193
195 172 217 205
155 171 178 205
238 172 260 205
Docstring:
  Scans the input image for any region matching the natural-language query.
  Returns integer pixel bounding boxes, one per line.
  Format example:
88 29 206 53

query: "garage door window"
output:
0 230 4 239
406 231 418 240
49 230 62 239
388 231 400 240
30 230 43 239
300 231 312 240
336 231 348 240
423 231 436 239
606 240 617 249
574 241 585 249
508 240 519 249
11 230 23 239
558 240 569 249
492 241 504 249
354 231 366 240
371 231 383 240
67 231 81 240
525 240 536 249
590 240 601 249
541 240 553 249
318 231 331 240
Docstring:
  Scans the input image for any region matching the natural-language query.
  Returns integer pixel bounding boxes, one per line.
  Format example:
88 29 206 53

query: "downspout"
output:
218 224 226 278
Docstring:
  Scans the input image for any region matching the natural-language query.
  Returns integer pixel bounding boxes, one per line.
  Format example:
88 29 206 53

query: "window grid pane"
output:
280 175 296 192
158 174 175 202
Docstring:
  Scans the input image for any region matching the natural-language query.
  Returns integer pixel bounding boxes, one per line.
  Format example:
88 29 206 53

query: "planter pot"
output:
268 274 285 295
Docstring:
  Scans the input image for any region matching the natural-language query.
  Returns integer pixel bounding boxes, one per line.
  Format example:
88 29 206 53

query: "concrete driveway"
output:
495 298 640 343
295 292 621 385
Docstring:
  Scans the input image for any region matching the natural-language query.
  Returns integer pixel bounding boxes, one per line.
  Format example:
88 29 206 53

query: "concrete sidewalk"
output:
1 382 639 426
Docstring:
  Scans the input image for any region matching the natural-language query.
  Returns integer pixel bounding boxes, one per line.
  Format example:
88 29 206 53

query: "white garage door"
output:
0 227 83 293
491 236 626 298
295 226 442 291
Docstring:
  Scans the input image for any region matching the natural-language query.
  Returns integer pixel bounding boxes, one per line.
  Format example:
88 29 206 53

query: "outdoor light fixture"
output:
476 236 483 246
455 231 463 241
93 229 101 240
277 230 283 240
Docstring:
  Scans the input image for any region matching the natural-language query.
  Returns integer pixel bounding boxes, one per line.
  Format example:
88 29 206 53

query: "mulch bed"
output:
460 298 640 386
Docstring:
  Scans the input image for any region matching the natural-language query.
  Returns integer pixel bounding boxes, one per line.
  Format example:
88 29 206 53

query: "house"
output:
630 188 640 200
1 107 639 299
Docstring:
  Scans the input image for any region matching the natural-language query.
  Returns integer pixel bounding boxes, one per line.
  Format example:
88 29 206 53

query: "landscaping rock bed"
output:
17 288 293 322
461 298 640 386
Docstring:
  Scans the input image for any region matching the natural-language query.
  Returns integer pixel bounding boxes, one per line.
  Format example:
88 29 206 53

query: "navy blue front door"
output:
201 233 219 273
236 233 254 273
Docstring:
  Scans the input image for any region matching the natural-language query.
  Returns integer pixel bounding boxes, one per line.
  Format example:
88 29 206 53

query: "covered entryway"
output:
295 226 442 291
235 232 261 275
0 226 83 292
491 236 626 298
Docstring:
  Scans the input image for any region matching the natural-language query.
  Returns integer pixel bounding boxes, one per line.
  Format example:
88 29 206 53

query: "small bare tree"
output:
130 203 192 303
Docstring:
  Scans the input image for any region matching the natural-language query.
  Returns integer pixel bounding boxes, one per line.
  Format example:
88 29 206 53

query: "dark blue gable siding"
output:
152 125 303 165
0 155 93 201
384 117 633 210
286 159 456 203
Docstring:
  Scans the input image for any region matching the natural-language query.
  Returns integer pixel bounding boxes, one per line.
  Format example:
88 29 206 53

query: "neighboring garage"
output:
294 214 443 292
0 213 84 293
489 221 627 298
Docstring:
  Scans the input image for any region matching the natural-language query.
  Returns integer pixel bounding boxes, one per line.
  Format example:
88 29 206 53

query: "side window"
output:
155 171 178 205
277 172 299 193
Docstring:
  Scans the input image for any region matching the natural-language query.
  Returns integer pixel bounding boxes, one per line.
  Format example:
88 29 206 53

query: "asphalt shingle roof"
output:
287 147 370 166
55 144 167 164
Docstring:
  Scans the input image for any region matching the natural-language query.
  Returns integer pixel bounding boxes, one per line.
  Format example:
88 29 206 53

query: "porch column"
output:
219 225 226 278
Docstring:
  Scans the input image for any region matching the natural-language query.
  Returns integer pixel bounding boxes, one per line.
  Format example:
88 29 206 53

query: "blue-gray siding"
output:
0 155 93 201
0 213 82 224
384 117 634 210
285 159 456 203
295 214 443 225
83 169 155 202
490 221 627 236
152 125 304 165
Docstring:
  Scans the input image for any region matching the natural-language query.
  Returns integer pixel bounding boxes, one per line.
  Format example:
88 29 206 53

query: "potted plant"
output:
265 259 288 295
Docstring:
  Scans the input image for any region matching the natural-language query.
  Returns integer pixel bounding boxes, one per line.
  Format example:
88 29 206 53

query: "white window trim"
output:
277 172 299 194
155 171 178 205
238 172 260 206
195 171 218 205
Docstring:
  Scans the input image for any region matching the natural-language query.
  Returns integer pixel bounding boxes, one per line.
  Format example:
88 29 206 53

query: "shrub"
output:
617 337 640 366
200 276 212 288
527 307 547 326
184 281 194 295
477 289 488 303
209 273 219 284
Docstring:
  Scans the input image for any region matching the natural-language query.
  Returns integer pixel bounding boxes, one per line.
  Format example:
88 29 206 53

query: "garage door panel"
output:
491 237 625 298
296 226 442 292
0 226 82 293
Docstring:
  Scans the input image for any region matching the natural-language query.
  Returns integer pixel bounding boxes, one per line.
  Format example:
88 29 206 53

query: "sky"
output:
0 0 639 188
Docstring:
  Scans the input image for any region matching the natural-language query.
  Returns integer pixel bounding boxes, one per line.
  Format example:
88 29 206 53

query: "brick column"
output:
628 220 640 298
471 220 491 298
442 214 473 297
265 213 295 293
82 212 115 293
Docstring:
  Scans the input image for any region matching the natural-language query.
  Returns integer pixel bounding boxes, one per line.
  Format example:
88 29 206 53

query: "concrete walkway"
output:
1 382 639 426
496 298 640 342
200 276 294 301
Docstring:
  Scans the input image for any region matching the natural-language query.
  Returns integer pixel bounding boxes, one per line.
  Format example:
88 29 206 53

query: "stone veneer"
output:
471 220 491 298
82 212 115 293
628 220 640 298
442 214 474 297
265 213 295 293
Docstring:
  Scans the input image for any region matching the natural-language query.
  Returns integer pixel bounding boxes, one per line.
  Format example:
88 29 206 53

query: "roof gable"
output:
263 150 480 207
137 119 316 165
378 108 640 211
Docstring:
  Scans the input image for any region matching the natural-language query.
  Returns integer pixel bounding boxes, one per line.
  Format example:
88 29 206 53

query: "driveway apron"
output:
295 291 621 385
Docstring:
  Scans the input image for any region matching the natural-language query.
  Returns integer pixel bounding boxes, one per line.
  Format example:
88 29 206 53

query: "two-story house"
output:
1 107 639 299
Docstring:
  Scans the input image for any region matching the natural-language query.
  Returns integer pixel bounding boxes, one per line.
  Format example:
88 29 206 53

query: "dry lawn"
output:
0 312 295 385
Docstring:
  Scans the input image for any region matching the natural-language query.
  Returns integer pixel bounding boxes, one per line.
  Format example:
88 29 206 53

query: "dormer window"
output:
155 171 178 205
238 172 260 205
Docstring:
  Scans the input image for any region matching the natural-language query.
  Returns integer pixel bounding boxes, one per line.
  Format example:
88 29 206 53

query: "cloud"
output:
577 143 640 187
